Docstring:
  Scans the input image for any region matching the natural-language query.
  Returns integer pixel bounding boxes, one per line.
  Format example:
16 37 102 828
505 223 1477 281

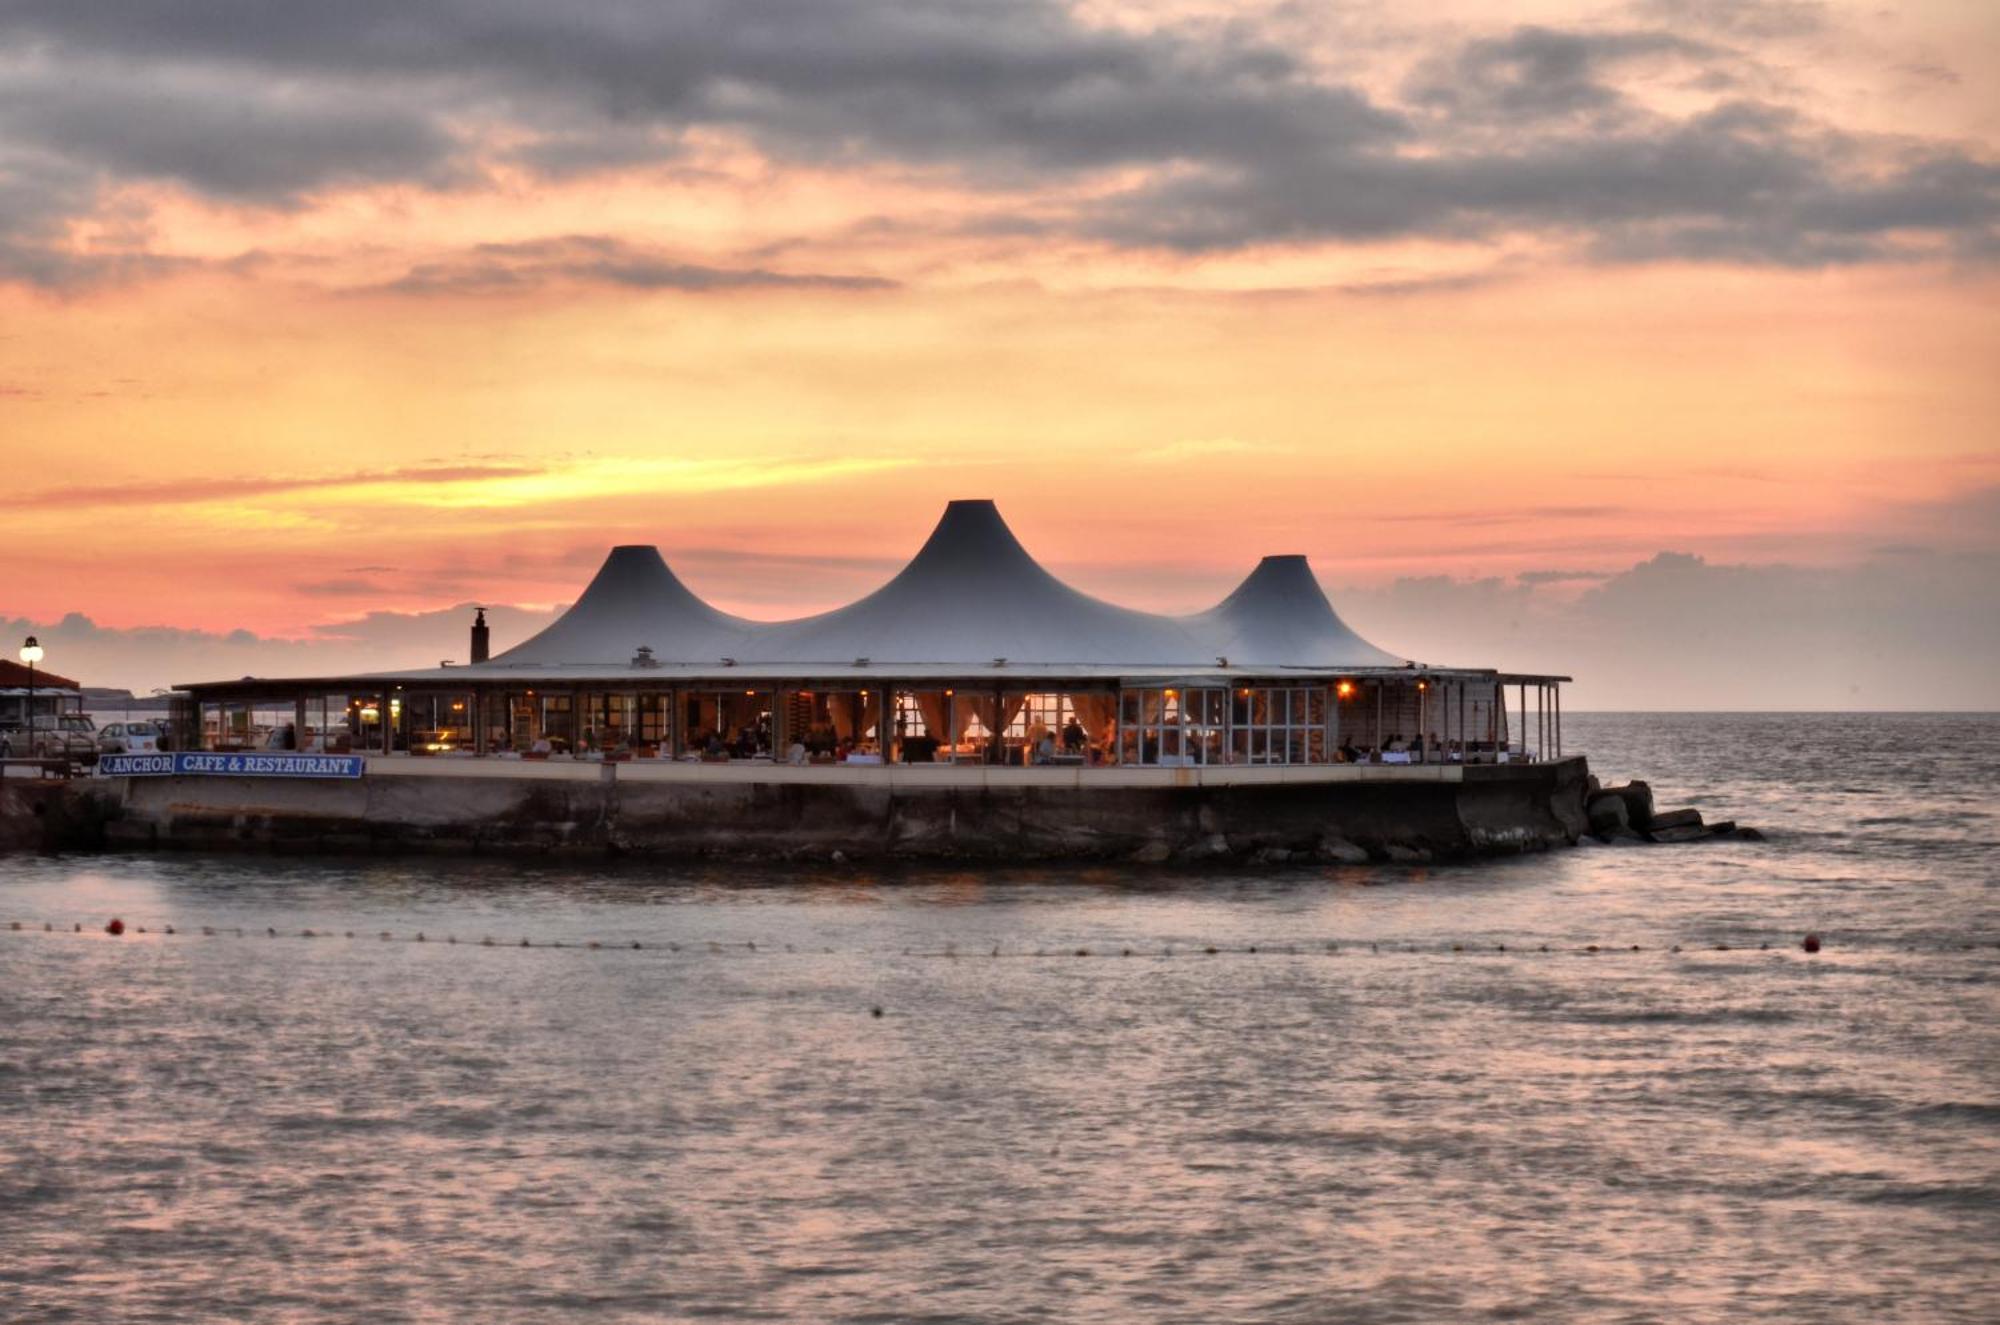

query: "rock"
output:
1586 792 1631 835
1252 846 1294 865
1601 827 1646 846
1650 807 1703 832
830 849 848 865
1648 824 1707 844
1317 836 1370 864
1609 781 1655 830
1382 843 1431 863
1704 820 1736 836
1174 833 1233 862
1129 841 1172 864
1734 826 1766 842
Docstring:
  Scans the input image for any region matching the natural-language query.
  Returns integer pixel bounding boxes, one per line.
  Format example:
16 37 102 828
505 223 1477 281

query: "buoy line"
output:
7 917 1993 959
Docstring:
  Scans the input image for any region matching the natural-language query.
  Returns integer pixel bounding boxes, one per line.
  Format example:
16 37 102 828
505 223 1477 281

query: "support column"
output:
1324 683 1335 763
1555 684 1563 758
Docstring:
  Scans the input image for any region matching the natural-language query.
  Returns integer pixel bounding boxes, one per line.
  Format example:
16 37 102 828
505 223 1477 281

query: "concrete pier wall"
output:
93 757 1592 861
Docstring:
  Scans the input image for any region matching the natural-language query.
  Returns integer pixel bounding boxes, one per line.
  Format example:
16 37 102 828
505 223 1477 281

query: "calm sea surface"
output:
2 713 1996 1324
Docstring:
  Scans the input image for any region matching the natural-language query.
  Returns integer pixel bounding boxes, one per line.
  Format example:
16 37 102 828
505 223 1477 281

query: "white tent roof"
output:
1187 554 1404 669
494 499 1405 672
187 500 1421 689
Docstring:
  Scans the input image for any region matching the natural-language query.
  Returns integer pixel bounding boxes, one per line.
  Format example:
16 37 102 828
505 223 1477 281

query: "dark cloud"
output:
1405 26 1714 126
1516 569 1615 585
369 235 895 297
294 579 397 598
0 2 1991 283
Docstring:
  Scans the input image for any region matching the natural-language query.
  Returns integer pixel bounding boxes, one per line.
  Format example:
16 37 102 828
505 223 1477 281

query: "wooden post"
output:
1555 683 1562 758
1374 681 1383 755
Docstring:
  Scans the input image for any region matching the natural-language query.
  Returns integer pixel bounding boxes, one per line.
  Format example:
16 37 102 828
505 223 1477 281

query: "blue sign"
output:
99 752 366 779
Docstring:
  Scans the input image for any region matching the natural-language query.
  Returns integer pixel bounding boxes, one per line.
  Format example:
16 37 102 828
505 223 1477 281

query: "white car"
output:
97 720 163 755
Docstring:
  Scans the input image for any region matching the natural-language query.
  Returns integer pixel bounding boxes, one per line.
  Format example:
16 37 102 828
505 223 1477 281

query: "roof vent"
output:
853 656 871 667
721 657 737 666
992 656 1007 668
631 646 659 669
1217 655 1229 668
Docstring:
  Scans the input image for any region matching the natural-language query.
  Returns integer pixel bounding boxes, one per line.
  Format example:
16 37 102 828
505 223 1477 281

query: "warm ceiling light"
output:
1336 681 1355 698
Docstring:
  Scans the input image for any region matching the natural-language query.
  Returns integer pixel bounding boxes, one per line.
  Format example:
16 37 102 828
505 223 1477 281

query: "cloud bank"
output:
0 1 1991 287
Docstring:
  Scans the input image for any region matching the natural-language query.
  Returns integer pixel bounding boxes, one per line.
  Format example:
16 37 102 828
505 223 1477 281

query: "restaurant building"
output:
179 500 1567 770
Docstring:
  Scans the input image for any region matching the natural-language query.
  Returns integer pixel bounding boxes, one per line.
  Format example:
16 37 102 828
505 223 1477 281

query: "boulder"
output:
1609 780 1655 830
1735 826 1766 842
1130 840 1172 864
1586 792 1631 835
1317 836 1370 864
1601 827 1646 846
1252 846 1294 865
1649 823 1707 844
1382 843 1432 863
1650 808 1703 832
1704 821 1736 837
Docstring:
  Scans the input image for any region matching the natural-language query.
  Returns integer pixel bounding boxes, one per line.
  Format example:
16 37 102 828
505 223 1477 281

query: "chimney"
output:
470 608 490 664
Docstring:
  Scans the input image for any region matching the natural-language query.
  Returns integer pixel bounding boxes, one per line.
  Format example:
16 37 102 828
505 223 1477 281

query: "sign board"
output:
98 752 366 779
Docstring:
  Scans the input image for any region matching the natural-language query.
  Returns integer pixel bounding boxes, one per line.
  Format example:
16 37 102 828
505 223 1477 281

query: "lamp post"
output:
20 636 43 758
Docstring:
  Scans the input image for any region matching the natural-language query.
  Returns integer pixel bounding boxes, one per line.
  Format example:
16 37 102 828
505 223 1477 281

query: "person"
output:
1062 717 1086 755
786 738 807 766
279 722 297 750
1387 732 1408 753
1033 729 1056 765
1336 736 1358 764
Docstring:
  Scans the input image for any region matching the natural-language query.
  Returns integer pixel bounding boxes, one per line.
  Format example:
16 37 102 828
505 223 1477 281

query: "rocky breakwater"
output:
1582 778 1762 847
0 777 116 853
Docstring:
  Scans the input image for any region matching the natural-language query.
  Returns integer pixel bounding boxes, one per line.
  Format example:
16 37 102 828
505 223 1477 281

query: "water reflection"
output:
0 714 1995 1323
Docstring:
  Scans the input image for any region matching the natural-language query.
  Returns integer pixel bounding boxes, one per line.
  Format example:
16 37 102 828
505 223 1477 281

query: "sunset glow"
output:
2 1 1995 703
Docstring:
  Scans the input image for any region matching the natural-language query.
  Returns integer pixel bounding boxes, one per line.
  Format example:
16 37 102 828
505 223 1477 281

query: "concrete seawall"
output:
89 757 1592 862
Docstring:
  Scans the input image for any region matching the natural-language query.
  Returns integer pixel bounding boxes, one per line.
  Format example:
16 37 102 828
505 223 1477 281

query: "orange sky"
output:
2 0 1996 696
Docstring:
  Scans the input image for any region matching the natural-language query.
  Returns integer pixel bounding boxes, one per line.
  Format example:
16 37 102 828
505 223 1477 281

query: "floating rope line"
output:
6 917 1993 958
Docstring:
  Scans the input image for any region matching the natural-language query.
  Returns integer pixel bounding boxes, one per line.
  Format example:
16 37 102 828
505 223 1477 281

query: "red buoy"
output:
105 918 124 936
1802 933 1822 954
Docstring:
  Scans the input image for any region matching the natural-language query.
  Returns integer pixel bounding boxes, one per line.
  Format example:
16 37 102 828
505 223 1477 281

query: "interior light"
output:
1336 681 1355 698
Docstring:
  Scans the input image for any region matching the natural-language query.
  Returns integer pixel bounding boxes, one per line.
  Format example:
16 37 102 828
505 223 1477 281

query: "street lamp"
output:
20 636 43 758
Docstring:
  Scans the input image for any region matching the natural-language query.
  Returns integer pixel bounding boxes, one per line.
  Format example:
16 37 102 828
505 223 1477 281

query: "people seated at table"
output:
1062 718 1086 755
1032 729 1057 765
1337 737 1360 763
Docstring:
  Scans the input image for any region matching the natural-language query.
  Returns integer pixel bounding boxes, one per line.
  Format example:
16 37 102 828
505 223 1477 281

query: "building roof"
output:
184 500 1580 691
433 499 1402 678
0 658 81 691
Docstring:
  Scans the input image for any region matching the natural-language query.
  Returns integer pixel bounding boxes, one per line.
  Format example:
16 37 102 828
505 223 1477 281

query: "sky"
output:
2 0 1995 707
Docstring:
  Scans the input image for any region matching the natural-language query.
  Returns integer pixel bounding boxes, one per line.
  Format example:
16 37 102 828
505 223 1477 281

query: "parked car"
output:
98 720 164 755
1 713 98 764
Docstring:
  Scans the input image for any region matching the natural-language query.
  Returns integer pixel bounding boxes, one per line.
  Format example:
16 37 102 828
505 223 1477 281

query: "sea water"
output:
1 713 1995 1323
